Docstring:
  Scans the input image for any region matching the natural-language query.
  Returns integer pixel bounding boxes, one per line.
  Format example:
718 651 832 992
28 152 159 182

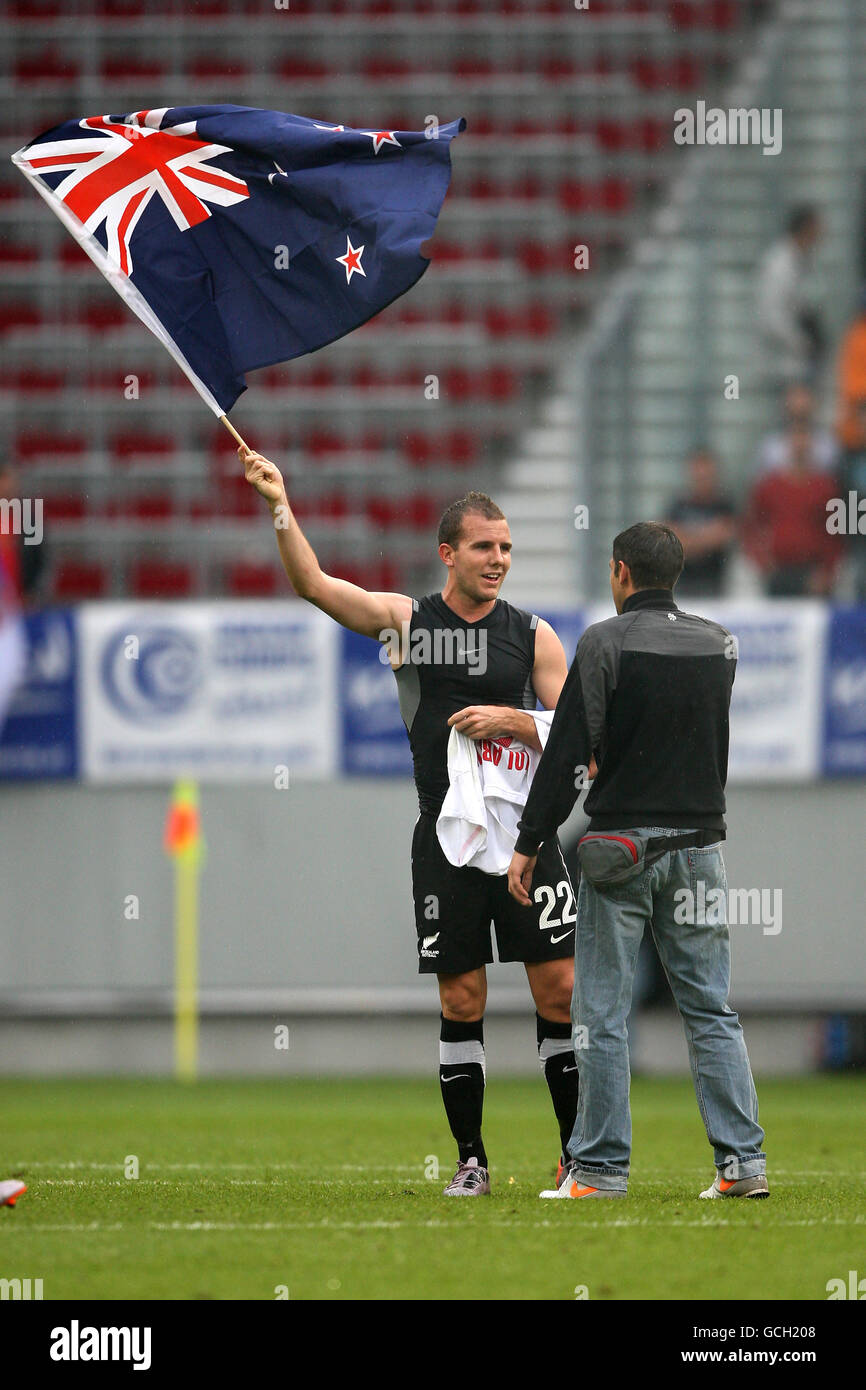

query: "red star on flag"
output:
336 235 366 283
362 130 402 155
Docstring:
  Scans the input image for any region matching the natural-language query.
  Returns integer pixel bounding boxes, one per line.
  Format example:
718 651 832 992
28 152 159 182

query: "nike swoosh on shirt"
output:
441 1074 471 1083
550 931 573 944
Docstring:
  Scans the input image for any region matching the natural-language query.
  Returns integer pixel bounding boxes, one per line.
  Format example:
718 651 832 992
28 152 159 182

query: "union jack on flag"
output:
12 105 466 415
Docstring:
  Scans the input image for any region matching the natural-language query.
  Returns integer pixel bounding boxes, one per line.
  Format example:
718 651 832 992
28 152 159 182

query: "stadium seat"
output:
17 430 86 461
14 48 79 82
225 562 280 596
129 561 194 598
53 559 109 600
43 495 87 522
0 304 42 334
111 432 175 464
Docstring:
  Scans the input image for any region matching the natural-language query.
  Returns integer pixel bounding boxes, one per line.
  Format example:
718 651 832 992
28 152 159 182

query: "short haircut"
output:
612 521 684 590
788 204 819 237
438 492 506 549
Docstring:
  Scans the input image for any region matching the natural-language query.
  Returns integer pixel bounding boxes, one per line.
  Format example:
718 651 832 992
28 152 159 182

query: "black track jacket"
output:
514 588 736 856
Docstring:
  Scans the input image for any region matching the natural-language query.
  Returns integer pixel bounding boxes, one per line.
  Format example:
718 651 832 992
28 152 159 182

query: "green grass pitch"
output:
1 1075 863 1301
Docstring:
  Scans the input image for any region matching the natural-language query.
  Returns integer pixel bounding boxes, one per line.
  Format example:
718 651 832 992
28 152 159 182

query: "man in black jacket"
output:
507 522 767 1201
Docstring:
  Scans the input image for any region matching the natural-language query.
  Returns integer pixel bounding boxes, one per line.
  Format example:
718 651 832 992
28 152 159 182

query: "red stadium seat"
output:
0 243 37 265
187 56 248 80
517 239 552 275
558 180 592 212
305 429 348 458
218 474 260 517
365 496 394 528
58 241 93 268
81 301 129 332
126 495 176 522
360 428 385 454
226 562 280 597
484 306 513 337
453 58 494 79
404 432 434 468
598 177 633 213
14 48 79 82
362 57 412 80
44 495 87 522
14 368 64 394
100 57 165 82
481 366 517 401
541 57 577 82
512 175 543 202
53 560 109 600
276 57 329 80
111 432 175 463
523 302 557 337
445 429 479 467
129 561 194 598
406 493 437 531
17 430 86 461
0 304 42 333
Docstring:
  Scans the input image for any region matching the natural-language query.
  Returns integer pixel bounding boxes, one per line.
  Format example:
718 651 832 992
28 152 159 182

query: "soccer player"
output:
241 446 578 1195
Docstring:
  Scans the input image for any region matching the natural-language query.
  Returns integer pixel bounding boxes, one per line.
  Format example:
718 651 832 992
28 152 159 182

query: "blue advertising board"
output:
823 605 866 775
0 607 77 779
340 627 413 776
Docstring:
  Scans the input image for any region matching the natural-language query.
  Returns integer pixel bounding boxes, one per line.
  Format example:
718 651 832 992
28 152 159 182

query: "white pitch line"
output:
11 1161 866 1178
10 1215 866 1235
7 1161 424 1172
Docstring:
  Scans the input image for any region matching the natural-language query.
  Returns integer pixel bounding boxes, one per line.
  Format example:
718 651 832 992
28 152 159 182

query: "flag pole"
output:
219 414 250 452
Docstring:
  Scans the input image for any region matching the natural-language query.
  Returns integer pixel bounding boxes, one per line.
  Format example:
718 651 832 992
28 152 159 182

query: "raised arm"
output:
241 446 413 644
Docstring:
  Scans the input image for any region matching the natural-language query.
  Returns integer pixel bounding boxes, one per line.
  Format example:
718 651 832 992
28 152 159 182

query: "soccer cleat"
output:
0 1180 27 1208
443 1157 490 1196
540 1165 626 1199
699 1173 769 1200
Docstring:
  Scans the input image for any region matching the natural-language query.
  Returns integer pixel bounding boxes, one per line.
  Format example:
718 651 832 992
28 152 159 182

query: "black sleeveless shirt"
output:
393 592 539 816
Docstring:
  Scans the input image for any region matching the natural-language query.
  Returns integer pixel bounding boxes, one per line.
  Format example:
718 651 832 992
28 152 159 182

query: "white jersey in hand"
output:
436 710 554 875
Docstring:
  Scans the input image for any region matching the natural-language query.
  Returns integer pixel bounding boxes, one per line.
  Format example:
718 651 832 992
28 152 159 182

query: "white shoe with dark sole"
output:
699 1174 769 1199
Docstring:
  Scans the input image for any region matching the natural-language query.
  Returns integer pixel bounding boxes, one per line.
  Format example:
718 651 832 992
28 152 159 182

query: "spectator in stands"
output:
835 289 866 598
0 463 43 739
743 421 841 597
759 383 837 477
756 205 825 390
665 448 737 598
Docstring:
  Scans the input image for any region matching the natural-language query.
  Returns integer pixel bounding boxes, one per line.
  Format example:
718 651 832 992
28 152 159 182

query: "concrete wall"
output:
0 778 862 1071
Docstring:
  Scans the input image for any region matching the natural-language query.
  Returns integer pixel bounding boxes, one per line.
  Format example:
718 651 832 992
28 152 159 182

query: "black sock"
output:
537 1013 578 1162
439 1014 487 1168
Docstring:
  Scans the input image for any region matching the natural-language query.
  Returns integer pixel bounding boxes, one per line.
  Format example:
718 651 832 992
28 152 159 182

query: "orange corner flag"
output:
163 779 203 860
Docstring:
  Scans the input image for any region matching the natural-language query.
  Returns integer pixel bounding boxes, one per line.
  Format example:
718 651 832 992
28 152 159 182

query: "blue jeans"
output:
568 828 766 1192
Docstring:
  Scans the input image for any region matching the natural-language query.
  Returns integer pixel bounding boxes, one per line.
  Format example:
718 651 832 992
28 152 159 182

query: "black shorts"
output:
412 812 576 975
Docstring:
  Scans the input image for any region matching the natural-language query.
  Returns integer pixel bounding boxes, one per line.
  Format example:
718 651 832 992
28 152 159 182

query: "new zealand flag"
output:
12 106 466 414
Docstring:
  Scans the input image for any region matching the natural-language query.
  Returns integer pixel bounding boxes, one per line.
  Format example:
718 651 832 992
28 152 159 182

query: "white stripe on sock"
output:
440 1039 486 1080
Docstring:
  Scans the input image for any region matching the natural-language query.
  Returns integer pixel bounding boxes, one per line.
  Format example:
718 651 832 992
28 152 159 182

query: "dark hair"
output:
437 492 506 548
612 521 684 590
788 204 819 237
